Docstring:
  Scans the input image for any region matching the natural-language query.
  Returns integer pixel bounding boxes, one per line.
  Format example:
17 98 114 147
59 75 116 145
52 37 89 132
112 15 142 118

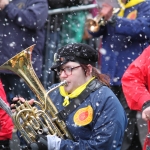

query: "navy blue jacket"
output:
0 0 48 77
49 81 127 149
90 0 150 86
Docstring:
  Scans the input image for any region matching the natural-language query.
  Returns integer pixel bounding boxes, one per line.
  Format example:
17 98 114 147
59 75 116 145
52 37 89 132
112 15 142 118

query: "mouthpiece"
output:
60 80 67 86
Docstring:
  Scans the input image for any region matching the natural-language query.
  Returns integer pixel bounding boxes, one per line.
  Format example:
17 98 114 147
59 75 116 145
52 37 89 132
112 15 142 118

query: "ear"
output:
86 64 93 76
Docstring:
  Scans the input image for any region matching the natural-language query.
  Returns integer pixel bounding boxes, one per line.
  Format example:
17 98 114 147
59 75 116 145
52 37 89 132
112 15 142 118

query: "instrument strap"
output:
57 79 104 121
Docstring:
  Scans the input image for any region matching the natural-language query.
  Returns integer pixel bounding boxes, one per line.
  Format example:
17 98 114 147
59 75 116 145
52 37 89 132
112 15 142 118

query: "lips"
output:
64 80 69 86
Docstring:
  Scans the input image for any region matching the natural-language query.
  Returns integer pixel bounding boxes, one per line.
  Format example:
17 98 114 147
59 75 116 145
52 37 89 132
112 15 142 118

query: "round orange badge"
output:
73 105 93 126
127 10 137 20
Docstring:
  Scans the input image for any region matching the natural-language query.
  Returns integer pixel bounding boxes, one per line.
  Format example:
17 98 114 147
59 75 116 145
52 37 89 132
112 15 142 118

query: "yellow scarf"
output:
60 77 95 107
118 0 145 17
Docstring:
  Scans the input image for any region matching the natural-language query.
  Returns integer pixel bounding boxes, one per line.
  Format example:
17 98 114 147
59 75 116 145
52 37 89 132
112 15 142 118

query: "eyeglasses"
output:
57 66 81 76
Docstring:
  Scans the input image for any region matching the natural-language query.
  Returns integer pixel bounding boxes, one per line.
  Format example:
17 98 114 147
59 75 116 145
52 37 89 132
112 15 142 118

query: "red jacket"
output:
0 80 13 140
122 45 150 150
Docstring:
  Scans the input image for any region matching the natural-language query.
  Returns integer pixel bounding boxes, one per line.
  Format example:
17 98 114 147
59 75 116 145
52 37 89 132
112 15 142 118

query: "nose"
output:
59 70 67 78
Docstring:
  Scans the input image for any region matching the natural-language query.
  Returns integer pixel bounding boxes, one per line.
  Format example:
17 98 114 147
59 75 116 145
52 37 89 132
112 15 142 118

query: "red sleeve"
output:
0 80 13 140
122 46 150 111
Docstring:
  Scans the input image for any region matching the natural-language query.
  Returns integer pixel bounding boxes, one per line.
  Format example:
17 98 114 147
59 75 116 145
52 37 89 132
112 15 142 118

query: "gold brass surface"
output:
86 8 120 32
0 45 73 144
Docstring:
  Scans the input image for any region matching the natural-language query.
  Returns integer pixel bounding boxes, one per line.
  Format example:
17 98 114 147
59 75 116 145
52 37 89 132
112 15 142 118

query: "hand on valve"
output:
11 96 34 113
10 97 49 150
10 97 62 150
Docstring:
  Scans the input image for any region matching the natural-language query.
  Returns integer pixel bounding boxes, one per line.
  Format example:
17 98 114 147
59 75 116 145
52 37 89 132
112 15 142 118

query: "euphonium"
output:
0 45 73 144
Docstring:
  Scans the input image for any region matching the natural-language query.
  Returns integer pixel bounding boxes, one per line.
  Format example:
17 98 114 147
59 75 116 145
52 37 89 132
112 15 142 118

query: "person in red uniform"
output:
122 45 150 150
0 80 13 150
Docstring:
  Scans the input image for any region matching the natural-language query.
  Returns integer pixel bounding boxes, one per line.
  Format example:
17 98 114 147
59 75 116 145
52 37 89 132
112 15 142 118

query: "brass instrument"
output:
0 45 73 144
86 14 106 33
86 8 120 32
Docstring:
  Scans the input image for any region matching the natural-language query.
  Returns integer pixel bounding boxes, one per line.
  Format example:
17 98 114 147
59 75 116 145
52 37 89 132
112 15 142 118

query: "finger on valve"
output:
11 96 34 112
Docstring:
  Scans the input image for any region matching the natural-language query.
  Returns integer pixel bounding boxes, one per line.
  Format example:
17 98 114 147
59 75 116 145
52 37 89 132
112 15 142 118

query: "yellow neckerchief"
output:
60 77 95 107
118 0 145 17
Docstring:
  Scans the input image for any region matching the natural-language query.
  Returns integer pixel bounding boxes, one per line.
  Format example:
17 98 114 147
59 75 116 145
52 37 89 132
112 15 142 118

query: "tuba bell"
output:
0 45 73 144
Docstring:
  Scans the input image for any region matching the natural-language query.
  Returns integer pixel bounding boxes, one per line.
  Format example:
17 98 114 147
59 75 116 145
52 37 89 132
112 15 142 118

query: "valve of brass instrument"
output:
12 99 52 143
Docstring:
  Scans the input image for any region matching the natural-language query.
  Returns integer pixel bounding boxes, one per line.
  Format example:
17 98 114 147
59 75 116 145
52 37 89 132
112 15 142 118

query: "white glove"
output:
47 135 61 150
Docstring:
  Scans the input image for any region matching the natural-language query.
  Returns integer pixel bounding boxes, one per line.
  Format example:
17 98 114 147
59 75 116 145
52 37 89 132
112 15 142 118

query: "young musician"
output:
12 43 127 150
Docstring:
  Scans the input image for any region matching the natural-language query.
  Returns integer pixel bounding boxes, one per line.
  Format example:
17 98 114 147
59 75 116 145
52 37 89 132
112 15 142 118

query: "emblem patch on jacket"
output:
127 10 137 20
73 105 93 126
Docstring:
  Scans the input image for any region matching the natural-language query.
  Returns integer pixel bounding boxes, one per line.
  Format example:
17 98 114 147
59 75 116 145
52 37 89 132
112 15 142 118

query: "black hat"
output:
51 43 98 70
